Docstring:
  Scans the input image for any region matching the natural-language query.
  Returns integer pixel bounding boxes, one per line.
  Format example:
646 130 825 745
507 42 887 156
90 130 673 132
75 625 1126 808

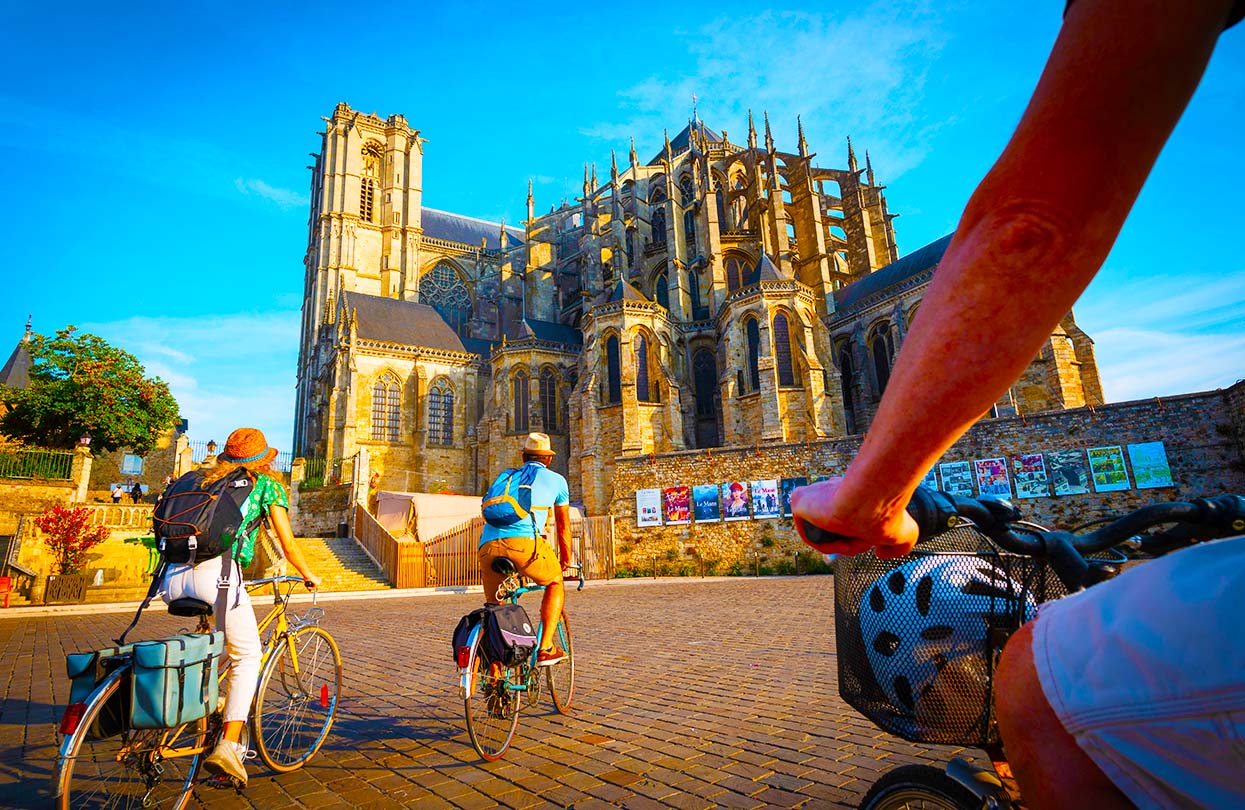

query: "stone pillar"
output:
174 433 193 477
71 446 93 503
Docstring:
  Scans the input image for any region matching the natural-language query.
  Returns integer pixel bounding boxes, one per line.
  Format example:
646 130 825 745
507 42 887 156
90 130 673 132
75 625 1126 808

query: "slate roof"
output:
524 318 583 347
343 293 467 353
647 120 723 165
755 252 789 282
0 338 32 388
607 280 650 303
834 233 954 311
422 208 525 250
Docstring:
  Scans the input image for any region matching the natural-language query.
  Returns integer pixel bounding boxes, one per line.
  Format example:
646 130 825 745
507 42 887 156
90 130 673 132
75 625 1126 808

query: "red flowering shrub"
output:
34 506 109 574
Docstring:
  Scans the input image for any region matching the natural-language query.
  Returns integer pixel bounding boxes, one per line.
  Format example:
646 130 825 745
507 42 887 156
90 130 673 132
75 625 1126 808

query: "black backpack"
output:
153 469 258 564
481 603 538 667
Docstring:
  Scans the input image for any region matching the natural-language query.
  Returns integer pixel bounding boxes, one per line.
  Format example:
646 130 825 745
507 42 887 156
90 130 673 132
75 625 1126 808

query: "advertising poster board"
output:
920 467 939 490
692 484 722 522
939 461 975 496
1127 441 1174 489
751 479 780 519
1087 446 1131 492
779 477 808 517
662 486 691 525
635 488 663 527
721 481 750 521
974 458 1012 497
1010 453 1050 499
1047 449 1091 495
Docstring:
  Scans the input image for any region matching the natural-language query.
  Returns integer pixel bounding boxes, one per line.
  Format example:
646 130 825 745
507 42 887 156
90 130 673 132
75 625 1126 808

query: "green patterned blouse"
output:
224 472 288 568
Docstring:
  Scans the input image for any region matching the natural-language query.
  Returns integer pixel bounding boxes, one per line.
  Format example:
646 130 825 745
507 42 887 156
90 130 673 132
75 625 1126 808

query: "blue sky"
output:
2 2 1242 454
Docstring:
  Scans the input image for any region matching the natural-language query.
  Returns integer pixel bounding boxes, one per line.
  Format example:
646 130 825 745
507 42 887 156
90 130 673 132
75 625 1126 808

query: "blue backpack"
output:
481 465 542 533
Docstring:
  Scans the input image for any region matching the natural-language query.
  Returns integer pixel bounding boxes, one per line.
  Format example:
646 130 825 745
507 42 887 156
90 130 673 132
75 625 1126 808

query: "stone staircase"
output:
288 536 392 592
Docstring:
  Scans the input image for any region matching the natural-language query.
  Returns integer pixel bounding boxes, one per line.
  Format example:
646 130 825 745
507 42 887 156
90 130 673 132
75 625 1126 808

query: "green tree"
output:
0 327 179 455
35 505 110 574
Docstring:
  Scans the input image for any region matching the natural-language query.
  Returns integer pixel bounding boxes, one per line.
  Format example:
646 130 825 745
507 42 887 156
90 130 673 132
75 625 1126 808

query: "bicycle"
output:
457 559 584 760
51 575 343 809
802 487 1245 810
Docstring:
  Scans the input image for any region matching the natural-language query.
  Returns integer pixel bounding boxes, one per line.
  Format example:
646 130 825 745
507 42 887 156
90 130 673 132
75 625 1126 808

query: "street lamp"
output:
206 440 217 454
78 432 91 447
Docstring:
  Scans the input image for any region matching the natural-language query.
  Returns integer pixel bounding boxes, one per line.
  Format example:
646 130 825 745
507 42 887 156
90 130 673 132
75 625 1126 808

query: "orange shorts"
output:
479 536 561 603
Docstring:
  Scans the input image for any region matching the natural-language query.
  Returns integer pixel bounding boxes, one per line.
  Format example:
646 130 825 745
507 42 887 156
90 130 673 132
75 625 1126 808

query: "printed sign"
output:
1127 441 1174 489
939 461 974 496
1011 453 1051 499
662 486 691 525
779 477 808 517
1047 449 1091 496
751 479 780 519
1087 446 1131 492
121 454 144 476
635 488 663 527
692 484 721 522
974 458 1012 498
721 481 750 521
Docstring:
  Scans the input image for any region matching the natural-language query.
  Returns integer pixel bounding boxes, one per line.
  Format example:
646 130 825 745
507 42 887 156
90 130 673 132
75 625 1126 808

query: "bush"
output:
34 506 109 574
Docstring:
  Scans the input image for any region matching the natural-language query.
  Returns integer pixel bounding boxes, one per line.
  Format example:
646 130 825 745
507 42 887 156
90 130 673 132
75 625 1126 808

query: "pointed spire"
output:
610 149 619 184
797 116 808 158
866 150 876 185
591 162 598 191
764 111 774 153
747 110 757 149
499 217 508 249
526 178 535 221
847 136 859 173
583 163 591 199
23 314 32 341
663 128 673 164
629 136 638 169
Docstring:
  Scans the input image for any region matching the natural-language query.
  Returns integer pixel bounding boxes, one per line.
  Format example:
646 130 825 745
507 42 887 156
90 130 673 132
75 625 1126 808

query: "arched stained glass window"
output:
635 335 653 403
871 325 894 395
745 318 761 393
419 261 471 335
371 373 400 442
513 370 530 432
689 270 708 320
680 175 695 205
428 379 454 445
651 206 666 248
774 313 795 387
360 142 381 224
605 336 621 404
540 369 558 431
654 271 669 310
840 347 858 435
725 254 749 293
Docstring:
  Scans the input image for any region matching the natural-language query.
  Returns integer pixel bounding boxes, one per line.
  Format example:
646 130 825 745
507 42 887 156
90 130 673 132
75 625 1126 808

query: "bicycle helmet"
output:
858 555 1036 737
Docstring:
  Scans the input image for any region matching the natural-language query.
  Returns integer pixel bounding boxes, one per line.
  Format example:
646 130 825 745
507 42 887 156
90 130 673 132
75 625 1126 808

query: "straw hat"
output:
219 427 278 466
522 432 555 456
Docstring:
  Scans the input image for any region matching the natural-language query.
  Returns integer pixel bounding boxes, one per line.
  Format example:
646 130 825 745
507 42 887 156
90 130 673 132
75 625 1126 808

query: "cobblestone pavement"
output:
0 576 977 809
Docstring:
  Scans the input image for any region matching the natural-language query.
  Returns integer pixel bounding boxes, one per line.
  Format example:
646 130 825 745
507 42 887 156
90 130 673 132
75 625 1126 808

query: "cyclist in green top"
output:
160 427 321 786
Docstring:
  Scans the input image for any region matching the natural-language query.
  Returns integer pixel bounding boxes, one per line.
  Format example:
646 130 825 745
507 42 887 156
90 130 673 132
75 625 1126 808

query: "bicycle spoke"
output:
463 636 521 760
546 612 575 714
253 626 341 771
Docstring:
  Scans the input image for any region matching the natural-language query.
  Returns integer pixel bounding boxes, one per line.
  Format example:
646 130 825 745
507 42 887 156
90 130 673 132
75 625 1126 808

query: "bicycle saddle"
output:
167 597 214 617
490 557 519 576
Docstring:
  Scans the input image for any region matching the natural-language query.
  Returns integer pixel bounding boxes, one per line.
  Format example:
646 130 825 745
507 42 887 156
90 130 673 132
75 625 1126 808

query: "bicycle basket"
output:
834 526 1068 746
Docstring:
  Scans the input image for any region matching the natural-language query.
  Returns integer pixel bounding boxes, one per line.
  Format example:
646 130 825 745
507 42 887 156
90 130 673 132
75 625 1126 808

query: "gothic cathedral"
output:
294 103 1102 512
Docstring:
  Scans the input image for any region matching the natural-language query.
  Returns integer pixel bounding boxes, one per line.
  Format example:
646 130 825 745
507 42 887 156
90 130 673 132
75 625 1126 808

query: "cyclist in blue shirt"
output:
479 432 573 665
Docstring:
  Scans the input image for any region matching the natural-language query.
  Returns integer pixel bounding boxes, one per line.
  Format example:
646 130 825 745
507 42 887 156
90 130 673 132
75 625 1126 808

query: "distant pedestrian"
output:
111 485 123 504
130 481 143 504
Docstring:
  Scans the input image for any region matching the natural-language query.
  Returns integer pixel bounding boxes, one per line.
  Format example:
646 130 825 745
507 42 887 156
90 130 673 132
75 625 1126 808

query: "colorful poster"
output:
1128 441 1174 489
635 488 663 527
779 477 808 517
939 461 974 496
1087 446 1131 492
974 458 1012 498
1010 453 1050 499
721 481 750 521
692 484 722 522
662 486 691 525
1047 449 1091 496
920 467 939 490
751 479 780 519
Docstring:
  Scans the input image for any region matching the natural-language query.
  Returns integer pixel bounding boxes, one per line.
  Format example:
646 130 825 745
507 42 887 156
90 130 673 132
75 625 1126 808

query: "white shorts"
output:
1032 536 1245 809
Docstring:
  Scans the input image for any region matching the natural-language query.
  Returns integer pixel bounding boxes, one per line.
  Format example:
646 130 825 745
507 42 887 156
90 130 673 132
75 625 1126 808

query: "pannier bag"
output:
482 603 538 667
481 465 542 530
130 632 224 729
65 644 136 739
452 607 489 664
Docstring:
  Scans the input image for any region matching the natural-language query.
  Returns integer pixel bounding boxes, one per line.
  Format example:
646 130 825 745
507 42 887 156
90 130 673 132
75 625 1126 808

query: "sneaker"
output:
536 646 566 666
203 739 248 786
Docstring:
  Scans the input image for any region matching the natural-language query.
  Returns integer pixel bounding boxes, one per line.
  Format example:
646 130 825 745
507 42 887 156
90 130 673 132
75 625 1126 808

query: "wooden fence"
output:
353 503 424 588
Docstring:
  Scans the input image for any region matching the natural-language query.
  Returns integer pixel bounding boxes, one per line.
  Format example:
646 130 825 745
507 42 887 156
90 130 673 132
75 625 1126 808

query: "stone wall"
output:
609 384 1245 573
290 484 352 537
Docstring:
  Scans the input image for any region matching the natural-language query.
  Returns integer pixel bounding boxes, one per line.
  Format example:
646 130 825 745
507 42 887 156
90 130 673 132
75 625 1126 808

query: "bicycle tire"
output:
251 625 342 772
53 671 205 810
858 764 981 810
545 611 575 713
463 631 521 760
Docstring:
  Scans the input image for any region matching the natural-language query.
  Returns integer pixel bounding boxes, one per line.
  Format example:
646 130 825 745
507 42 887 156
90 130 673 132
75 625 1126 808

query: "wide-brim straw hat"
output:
219 427 278 466
522 432 555 456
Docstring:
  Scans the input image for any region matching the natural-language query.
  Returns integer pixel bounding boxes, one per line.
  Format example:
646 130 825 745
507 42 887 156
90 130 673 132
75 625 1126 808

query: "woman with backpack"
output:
160 427 321 787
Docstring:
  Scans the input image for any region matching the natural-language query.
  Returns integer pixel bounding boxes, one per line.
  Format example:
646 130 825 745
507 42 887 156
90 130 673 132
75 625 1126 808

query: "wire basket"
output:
834 527 1069 746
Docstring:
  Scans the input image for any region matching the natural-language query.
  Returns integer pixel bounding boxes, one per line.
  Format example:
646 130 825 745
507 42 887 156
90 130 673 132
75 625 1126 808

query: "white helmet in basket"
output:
859 555 1037 737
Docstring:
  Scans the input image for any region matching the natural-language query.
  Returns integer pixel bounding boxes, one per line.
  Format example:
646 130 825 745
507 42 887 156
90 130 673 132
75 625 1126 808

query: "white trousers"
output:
161 560 262 724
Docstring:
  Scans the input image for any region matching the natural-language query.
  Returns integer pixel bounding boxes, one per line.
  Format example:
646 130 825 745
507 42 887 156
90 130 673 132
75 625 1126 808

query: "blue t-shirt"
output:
479 461 570 546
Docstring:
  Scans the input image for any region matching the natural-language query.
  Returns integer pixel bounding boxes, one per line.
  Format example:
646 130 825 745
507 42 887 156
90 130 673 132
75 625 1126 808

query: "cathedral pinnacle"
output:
797 115 808 158
663 128 673 164
866 151 876 186
764 111 774 153
747 110 757 149
610 149 619 184
629 137 638 169
847 136 859 173
527 178 535 221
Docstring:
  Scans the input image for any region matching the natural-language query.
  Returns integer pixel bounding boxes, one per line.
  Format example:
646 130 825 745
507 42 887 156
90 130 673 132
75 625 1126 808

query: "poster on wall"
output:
662 486 692 525
1047 449 1091 495
920 467 939 490
974 458 1012 498
721 481 751 521
779 477 808 517
939 461 975 496
1127 441 1174 489
751 479 781 519
1011 453 1051 499
692 484 722 522
1087 446 1131 492
635 488 663 527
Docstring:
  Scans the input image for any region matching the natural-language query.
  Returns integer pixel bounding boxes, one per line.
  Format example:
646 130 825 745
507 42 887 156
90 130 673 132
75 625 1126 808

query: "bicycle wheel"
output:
463 633 521 760
858 764 980 810
251 626 342 772
545 611 575 713
54 673 205 810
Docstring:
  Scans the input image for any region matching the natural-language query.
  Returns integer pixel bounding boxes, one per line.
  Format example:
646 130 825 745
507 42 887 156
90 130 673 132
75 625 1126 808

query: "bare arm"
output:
793 0 1233 557
553 504 573 567
268 504 322 589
